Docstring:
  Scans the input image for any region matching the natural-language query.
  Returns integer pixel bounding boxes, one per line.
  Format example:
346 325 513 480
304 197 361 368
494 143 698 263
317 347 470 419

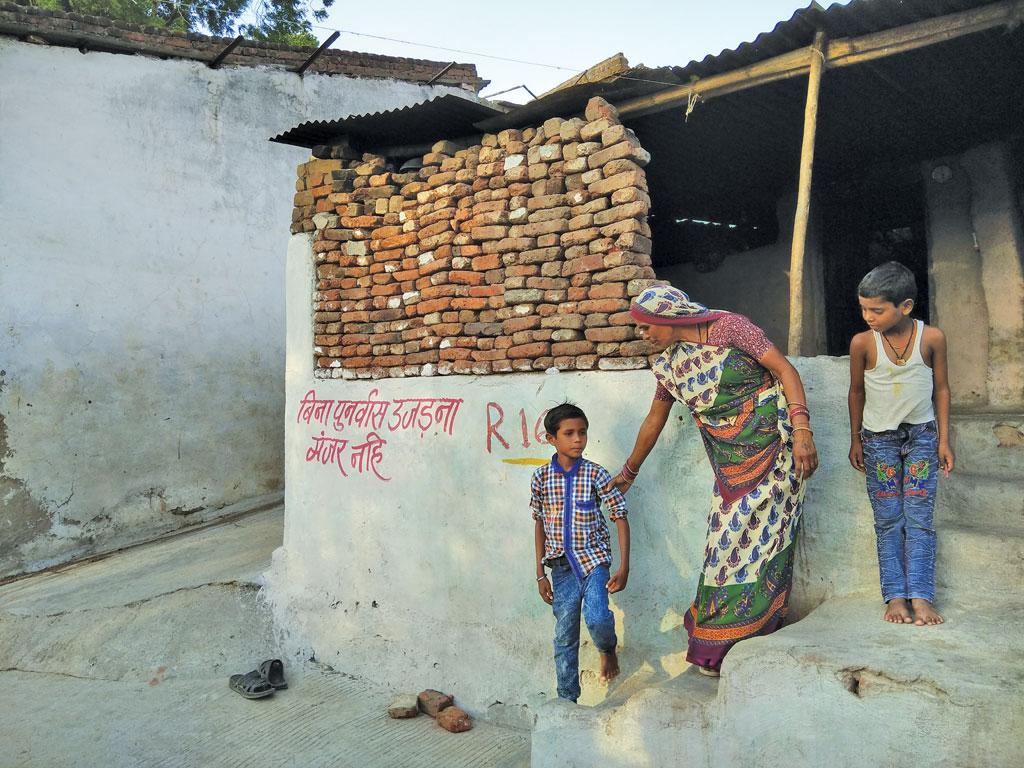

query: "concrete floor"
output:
0 507 530 768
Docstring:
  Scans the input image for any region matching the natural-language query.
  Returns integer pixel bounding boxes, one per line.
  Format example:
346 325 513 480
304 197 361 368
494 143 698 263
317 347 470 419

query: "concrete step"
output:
532 669 719 767
533 595 1024 767
949 412 1024 479
716 596 1024 767
936 472 1024 532
937 524 1024 599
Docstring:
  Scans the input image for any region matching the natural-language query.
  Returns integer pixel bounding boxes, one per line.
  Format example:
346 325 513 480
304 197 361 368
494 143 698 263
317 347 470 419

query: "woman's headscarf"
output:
629 285 728 326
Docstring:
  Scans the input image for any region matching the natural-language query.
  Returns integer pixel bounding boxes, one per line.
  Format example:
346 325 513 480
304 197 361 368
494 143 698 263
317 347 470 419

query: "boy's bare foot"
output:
598 650 620 683
911 598 944 625
884 598 913 624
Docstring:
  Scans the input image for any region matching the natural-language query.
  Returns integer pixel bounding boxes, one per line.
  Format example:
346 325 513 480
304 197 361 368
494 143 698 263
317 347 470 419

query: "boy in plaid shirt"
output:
531 403 630 702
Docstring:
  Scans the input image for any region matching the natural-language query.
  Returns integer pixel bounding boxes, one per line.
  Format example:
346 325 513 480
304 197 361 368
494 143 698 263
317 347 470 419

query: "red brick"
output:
450 271 485 286
378 232 418 250
588 282 627 300
579 298 630 313
563 254 605 275
452 298 488 310
471 254 502 271
508 342 551 359
419 257 452 276
552 341 597 355
370 225 403 239
503 316 541 333
420 285 458 300
415 299 450 315
585 326 634 342
470 349 508 362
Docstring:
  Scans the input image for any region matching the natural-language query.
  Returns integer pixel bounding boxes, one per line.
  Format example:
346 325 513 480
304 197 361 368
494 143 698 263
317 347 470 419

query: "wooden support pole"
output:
787 30 827 357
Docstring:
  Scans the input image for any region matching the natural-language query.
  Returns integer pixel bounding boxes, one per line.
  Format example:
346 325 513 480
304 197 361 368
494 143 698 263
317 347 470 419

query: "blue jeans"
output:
549 560 617 702
862 421 939 603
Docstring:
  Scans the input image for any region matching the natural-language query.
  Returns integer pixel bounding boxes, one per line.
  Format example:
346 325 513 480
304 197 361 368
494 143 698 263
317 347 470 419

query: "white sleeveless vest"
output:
862 319 935 432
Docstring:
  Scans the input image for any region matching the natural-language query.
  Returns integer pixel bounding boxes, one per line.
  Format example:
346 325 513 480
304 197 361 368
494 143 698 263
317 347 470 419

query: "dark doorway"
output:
820 169 930 355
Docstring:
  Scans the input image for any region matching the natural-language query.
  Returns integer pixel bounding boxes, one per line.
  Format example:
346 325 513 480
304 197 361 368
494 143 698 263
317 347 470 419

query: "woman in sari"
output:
610 285 818 675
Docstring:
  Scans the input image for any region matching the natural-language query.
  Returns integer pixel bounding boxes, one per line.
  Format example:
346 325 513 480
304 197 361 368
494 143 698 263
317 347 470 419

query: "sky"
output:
313 1 851 103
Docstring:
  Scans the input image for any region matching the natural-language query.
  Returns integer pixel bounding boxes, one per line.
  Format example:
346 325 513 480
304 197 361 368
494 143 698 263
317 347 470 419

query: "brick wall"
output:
0 1 482 88
295 97 664 379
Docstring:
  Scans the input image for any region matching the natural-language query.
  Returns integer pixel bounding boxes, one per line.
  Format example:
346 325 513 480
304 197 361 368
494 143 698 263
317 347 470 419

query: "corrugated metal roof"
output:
670 0 1008 80
633 12 1024 225
269 94 505 149
480 0 1010 131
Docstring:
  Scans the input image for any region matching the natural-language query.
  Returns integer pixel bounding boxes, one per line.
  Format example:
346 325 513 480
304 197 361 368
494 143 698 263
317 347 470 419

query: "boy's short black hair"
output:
544 402 588 435
858 261 917 305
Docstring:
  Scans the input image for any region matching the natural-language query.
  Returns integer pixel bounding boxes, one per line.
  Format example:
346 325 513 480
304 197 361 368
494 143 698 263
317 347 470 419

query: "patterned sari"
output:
653 337 804 671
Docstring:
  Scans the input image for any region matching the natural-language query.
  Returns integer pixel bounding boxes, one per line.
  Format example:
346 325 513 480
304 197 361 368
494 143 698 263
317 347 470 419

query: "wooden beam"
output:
426 61 456 85
617 46 812 119
617 0 1024 119
826 0 1024 68
539 52 630 99
295 31 339 76
209 35 243 69
787 30 827 357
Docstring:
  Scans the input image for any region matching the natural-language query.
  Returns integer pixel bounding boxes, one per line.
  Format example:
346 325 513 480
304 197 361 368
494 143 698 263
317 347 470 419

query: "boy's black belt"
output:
545 555 569 568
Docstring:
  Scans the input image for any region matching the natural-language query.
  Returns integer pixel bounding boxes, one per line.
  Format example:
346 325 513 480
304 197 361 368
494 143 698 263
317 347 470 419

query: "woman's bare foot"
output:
911 598 944 625
598 650 620 683
884 598 913 624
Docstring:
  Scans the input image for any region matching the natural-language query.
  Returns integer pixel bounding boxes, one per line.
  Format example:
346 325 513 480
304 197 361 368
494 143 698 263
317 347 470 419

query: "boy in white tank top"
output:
848 261 954 627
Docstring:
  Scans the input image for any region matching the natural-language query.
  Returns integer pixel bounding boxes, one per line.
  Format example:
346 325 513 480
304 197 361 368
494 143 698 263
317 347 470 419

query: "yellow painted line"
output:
502 457 548 466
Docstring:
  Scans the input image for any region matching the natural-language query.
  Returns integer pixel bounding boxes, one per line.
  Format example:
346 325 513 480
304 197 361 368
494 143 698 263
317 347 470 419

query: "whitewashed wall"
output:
0 37 471 577
266 233 878 722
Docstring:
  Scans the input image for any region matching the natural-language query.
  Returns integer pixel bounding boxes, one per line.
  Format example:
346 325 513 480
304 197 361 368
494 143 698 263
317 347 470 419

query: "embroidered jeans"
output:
862 421 938 603
550 561 616 702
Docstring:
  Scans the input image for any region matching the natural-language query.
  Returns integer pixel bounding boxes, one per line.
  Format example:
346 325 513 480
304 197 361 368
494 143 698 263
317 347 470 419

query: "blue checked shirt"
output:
530 456 628 578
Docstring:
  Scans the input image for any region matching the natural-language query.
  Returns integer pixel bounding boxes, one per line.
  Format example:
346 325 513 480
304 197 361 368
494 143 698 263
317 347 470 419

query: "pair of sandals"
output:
229 659 287 699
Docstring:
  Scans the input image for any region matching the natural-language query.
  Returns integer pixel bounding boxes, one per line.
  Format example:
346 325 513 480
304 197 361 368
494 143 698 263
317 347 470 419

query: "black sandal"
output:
229 670 275 699
259 659 287 690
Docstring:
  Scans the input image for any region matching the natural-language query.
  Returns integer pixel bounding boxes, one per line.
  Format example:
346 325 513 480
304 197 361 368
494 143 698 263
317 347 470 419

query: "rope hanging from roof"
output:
684 90 702 123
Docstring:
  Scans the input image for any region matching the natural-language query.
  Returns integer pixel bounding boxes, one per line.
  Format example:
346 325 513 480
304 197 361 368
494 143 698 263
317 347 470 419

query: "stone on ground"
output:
437 706 474 733
418 688 454 717
388 694 420 718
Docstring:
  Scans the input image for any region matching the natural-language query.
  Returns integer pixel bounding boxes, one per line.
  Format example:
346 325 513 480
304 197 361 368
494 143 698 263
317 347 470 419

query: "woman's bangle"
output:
624 460 639 476
793 426 813 436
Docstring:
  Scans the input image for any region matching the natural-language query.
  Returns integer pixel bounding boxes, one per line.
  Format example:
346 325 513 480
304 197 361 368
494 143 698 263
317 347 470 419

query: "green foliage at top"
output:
26 0 333 46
